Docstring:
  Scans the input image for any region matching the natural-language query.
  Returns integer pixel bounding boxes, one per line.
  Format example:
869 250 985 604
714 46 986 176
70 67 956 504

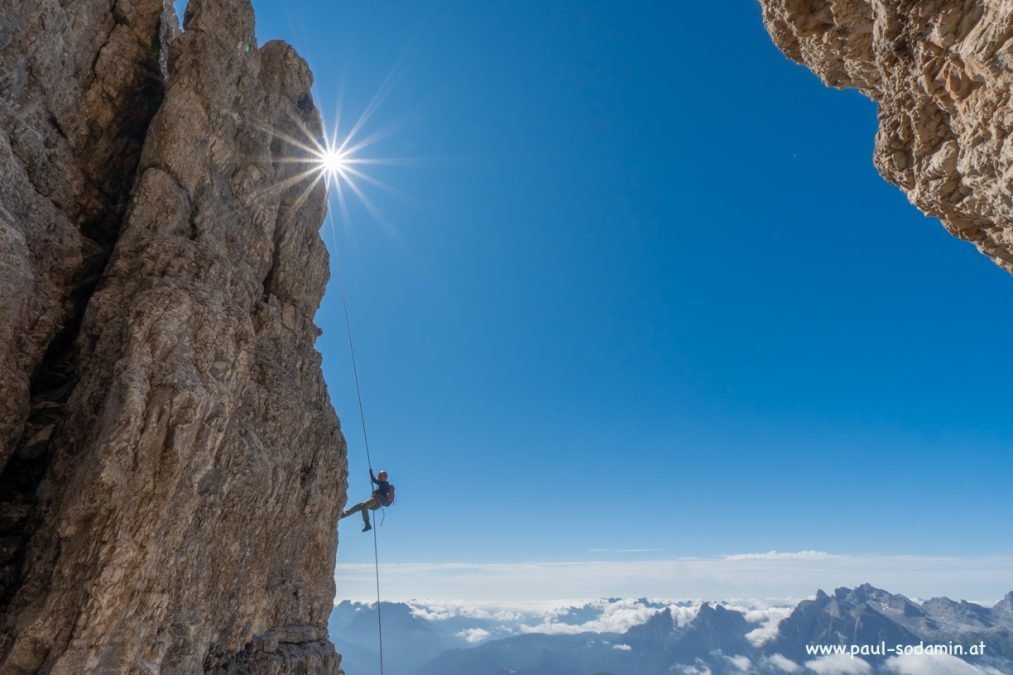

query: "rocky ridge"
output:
0 0 346 672
760 0 1013 271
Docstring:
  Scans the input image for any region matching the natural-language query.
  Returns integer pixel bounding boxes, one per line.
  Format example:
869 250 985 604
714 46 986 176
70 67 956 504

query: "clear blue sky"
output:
185 1 1013 593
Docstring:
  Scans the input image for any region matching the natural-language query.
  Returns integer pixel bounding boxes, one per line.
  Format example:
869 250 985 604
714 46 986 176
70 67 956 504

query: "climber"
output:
340 468 395 532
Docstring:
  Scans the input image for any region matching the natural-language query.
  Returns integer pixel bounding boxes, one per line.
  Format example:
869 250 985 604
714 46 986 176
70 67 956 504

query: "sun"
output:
317 146 350 180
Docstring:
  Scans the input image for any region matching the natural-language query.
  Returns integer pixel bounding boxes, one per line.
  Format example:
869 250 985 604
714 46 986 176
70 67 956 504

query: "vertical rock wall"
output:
0 0 347 672
760 0 1013 272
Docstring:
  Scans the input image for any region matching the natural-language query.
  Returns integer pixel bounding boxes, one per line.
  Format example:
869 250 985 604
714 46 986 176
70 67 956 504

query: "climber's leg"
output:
341 501 366 519
360 497 379 531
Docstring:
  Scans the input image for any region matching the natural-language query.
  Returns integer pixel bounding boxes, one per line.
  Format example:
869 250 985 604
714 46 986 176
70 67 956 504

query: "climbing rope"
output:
327 206 386 675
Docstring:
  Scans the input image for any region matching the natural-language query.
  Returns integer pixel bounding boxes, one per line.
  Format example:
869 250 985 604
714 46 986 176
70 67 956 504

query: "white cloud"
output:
762 654 801 672
726 654 751 671
724 550 832 561
805 654 873 674
885 653 1005 675
519 598 669 636
675 663 712 675
744 606 793 646
612 643 631 651
455 627 490 644
407 600 526 623
671 604 705 628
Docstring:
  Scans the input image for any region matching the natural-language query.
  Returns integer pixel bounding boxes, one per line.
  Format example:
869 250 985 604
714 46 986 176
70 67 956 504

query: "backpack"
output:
378 483 395 507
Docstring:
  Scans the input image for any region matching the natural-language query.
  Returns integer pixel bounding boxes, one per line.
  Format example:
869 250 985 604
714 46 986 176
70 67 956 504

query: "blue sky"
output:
183 1 1013 599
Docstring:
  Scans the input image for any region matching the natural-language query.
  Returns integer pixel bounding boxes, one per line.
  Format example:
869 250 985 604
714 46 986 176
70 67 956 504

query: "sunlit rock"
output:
0 0 346 672
761 0 1013 272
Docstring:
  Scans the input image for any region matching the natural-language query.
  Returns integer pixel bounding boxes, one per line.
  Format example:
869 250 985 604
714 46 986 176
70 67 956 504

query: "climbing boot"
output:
362 522 372 532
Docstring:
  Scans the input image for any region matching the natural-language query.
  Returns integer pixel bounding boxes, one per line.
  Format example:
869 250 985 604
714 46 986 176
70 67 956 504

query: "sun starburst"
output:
260 88 419 250
317 147 351 178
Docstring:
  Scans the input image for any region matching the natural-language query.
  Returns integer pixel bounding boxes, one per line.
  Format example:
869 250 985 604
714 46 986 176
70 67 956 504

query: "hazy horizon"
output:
333 552 1013 606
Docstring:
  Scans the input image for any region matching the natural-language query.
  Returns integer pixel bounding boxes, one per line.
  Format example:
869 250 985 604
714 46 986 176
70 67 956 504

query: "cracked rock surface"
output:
761 0 1013 271
0 0 346 672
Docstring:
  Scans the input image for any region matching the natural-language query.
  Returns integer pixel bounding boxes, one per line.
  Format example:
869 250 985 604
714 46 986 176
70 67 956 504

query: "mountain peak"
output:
623 607 674 646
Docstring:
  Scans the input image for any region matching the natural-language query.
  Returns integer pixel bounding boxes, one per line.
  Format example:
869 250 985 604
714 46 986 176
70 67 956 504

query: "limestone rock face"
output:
760 0 1013 271
0 0 347 672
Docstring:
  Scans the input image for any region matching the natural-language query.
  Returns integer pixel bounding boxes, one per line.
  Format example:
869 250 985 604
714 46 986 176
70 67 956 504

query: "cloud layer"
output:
805 654 872 674
724 550 831 561
885 653 1006 675
392 596 791 647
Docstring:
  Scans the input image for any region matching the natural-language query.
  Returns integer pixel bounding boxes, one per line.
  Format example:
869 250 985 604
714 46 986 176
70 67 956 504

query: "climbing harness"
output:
377 483 395 507
328 206 386 675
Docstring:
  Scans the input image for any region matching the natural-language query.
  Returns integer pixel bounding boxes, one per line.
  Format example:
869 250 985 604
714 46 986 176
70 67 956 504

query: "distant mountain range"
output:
329 584 1013 674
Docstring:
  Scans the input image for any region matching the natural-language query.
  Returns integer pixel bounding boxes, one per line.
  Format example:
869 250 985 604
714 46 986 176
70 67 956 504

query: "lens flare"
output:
318 147 350 178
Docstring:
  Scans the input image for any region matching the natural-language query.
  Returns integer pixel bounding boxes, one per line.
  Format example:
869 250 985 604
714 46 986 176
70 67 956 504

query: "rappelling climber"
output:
341 468 395 532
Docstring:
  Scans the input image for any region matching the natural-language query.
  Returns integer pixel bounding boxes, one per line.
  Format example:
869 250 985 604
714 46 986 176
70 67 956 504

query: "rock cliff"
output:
0 0 347 672
760 0 1013 271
